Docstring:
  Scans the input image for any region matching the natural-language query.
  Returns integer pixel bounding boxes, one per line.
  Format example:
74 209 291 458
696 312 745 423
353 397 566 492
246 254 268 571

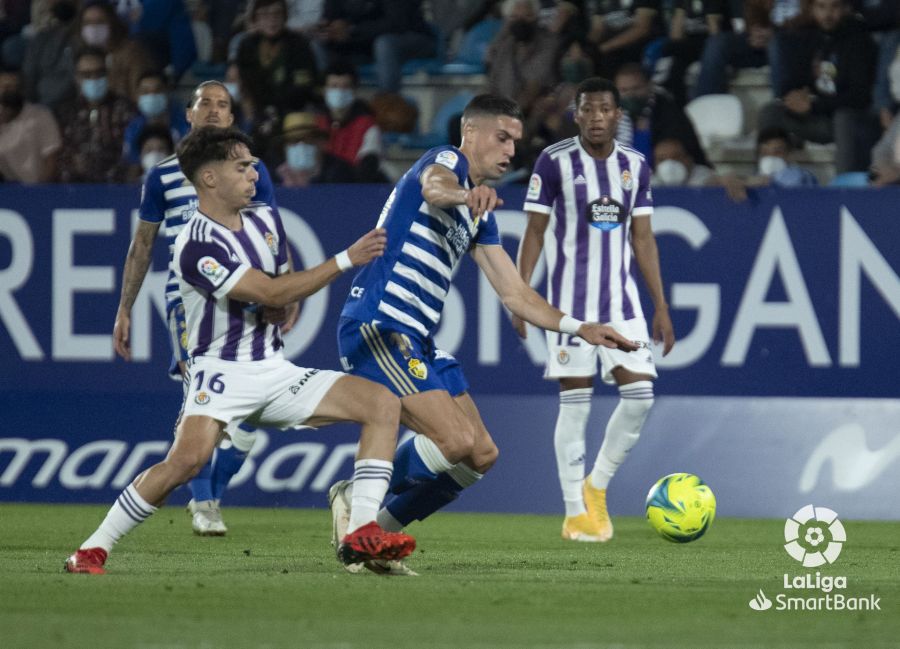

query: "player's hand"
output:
577 322 639 352
653 308 675 357
113 309 132 361
347 227 387 266
262 301 301 332
465 185 503 220
280 301 301 334
511 314 527 339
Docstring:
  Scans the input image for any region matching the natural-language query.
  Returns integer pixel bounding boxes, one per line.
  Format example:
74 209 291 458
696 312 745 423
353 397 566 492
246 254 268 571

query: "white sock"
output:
446 461 483 488
348 459 393 533
413 434 454 474
590 381 654 489
554 388 592 517
376 508 404 532
81 484 157 552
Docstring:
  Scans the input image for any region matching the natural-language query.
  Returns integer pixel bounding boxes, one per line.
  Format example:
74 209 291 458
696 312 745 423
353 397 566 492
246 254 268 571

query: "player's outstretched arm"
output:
420 164 503 218
114 219 161 361
229 228 387 307
511 210 550 338
472 244 638 351
631 217 675 356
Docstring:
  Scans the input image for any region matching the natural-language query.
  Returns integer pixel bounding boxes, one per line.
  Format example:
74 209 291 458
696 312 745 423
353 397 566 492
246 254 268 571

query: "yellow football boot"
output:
561 512 604 542
583 479 614 542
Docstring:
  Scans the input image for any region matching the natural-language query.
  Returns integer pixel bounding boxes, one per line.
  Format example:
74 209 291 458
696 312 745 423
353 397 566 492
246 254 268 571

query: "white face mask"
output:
325 87 354 112
141 150 167 172
655 159 688 185
889 56 900 103
758 155 788 176
285 142 317 171
224 82 241 104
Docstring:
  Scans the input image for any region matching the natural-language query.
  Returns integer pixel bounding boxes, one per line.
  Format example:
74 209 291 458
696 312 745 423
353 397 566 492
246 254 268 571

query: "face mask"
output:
325 87 354 112
138 93 167 118
889 56 900 103
224 82 241 104
561 59 592 85
509 19 536 42
82 23 111 48
141 150 167 172
619 96 648 117
285 142 317 171
758 154 788 176
80 76 108 102
655 159 688 185
52 1 77 23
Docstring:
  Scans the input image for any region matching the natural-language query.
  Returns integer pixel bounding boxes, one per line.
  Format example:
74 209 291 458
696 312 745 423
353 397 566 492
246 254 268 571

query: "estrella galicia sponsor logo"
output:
288 369 320 394
748 505 881 613
585 196 626 231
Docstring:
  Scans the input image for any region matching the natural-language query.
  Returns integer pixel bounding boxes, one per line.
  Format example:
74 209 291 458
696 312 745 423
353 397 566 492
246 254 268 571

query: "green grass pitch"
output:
1 503 897 649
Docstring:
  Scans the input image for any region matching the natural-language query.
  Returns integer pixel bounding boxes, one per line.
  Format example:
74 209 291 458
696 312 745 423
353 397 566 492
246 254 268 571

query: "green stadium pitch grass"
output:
1 504 897 649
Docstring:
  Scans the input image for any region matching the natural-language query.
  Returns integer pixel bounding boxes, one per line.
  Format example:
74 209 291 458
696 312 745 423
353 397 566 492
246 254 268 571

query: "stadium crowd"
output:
0 0 897 187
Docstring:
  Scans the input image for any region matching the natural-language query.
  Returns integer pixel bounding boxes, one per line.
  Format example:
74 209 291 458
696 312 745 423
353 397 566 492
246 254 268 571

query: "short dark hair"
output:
575 77 620 107
136 69 167 88
462 94 523 123
324 59 359 86
248 0 287 20
177 126 253 184
138 124 175 153
757 125 793 150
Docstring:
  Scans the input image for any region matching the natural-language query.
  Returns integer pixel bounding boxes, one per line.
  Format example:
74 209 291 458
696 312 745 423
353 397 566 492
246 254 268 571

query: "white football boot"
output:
187 499 227 536
328 480 364 573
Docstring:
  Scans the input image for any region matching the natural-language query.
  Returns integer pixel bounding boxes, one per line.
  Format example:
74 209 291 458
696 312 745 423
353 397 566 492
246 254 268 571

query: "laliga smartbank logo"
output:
748 505 881 613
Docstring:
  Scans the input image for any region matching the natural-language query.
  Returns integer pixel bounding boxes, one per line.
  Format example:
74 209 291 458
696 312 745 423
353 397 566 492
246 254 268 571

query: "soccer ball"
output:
645 473 716 543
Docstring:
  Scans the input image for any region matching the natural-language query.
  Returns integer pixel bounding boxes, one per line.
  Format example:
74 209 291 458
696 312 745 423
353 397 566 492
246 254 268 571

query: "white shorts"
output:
181 355 343 429
544 317 657 385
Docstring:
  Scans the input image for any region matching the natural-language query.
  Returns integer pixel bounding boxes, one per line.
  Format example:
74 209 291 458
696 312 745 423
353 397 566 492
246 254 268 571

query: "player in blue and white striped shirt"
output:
516 77 676 543
66 127 414 575
330 94 638 574
111 81 282 536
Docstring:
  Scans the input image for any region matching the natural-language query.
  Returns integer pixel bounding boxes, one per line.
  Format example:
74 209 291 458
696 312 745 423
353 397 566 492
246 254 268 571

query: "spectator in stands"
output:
758 0 878 173
123 70 190 165
236 0 319 117
0 66 62 183
125 0 198 82
657 0 731 106
286 0 326 35
133 122 175 182
853 0 900 130
870 53 900 186
76 1 156 100
0 1 31 68
585 0 662 80
275 110 357 186
614 62 710 168
487 0 560 118
223 60 256 134
56 48 135 183
652 137 750 199
322 60 388 182
21 0 80 111
313 0 436 93
747 126 820 185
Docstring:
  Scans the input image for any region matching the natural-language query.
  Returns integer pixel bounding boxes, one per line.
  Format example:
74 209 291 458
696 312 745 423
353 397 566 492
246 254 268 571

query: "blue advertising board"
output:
1 185 898 518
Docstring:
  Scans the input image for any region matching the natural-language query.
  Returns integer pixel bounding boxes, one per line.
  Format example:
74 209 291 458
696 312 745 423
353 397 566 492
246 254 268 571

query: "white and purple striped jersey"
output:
173 205 289 362
341 145 501 339
523 137 653 323
139 153 276 316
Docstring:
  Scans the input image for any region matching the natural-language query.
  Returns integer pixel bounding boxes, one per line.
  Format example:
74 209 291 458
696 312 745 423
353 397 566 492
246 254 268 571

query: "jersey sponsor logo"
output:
621 169 634 191
195 391 210 405
435 150 459 170
526 173 542 201
198 256 229 284
408 358 428 380
447 223 472 257
265 232 278 257
350 286 365 298
586 196 626 231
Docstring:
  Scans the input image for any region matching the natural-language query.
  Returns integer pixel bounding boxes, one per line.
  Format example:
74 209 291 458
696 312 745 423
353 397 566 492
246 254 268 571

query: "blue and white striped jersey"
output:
341 145 501 339
139 152 276 315
173 204 289 362
523 137 653 323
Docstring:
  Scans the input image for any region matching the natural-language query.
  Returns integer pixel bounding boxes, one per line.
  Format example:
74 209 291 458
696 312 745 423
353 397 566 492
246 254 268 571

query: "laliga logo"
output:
784 505 846 567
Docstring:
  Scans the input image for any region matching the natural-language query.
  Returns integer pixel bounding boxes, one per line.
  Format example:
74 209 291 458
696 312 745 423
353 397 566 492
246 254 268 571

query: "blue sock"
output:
211 444 248 501
384 473 463 526
389 436 439 494
188 457 214 502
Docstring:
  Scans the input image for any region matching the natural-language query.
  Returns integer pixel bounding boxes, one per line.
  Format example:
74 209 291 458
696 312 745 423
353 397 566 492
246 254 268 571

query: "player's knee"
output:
437 423 476 462
470 438 499 474
166 451 209 483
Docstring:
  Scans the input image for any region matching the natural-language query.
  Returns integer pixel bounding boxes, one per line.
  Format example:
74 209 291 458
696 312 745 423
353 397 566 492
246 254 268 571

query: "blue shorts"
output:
337 318 468 398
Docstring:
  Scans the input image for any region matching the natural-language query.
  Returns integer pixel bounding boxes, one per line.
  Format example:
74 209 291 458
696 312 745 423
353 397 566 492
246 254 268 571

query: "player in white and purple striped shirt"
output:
66 127 414 574
516 77 676 543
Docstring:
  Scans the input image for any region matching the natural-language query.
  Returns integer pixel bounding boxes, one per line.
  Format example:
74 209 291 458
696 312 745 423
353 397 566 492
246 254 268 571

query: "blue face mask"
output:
324 87 354 112
285 142 317 171
138 93 167 118
80 77 108 102
224 82 241 104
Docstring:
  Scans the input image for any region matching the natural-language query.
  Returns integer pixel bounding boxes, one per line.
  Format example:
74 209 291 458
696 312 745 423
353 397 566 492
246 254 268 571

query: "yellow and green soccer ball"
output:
645 473 716 543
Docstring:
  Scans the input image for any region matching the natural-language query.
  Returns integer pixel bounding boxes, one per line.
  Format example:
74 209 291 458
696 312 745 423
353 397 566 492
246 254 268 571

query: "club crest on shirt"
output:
558 349 570 364
621 169 634 191
526 173 542 201
585 196 626 231
435 150 459 170
198 256 229 284
194 391 210 405
408 358 428 380
265 231 278 256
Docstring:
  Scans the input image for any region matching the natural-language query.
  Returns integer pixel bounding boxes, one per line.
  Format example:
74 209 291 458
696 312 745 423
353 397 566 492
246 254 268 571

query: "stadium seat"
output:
829 171 870 187
684 94 744 149
396 91 475 149
439 18 503 75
